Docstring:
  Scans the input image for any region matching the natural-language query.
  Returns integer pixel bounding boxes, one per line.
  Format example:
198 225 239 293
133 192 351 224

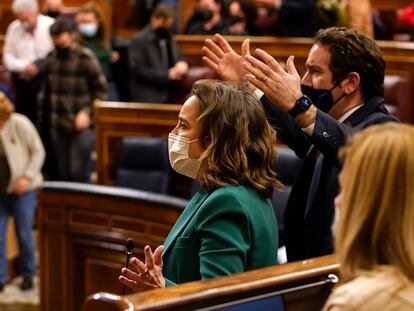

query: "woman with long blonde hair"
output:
324 122 414 310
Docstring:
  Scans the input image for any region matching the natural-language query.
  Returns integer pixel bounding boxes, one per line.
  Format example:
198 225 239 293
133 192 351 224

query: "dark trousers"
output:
51 128 95 182
12 74 43 124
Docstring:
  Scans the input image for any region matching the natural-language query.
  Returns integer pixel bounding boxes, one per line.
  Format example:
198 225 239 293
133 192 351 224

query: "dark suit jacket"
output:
279 0 319 37
128 26 186 103
262 95 399 261
162 185 278 286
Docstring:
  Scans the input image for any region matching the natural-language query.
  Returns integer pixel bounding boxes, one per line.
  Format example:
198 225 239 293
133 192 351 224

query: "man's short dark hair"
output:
152 3 175 19
49 17 74 36
314 27 385 100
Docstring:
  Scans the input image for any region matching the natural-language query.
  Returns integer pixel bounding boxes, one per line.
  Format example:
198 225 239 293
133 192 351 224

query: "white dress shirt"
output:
3 14 54 74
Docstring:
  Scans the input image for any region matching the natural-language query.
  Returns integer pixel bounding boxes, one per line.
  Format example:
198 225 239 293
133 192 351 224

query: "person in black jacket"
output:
129 3 189 103
202 27 399 261
254 0 318 37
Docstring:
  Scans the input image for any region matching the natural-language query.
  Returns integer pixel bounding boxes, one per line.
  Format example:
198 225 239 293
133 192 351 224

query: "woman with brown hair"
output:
324 122 414 310
76 1 119 100
119 79 280 290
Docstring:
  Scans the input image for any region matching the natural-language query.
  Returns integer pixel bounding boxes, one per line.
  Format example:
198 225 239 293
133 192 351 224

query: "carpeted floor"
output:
0 276 39 311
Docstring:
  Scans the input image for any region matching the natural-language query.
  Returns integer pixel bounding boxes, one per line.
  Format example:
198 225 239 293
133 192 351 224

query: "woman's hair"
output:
336 122 414 281
0 92 15 120
192 79 281 198
77 1 110 49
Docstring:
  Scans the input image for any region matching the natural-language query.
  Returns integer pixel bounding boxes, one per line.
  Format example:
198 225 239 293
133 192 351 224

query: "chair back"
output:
116 137 171 194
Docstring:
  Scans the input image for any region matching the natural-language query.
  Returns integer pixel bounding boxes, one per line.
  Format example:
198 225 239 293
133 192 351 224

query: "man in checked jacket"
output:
38 17 107 182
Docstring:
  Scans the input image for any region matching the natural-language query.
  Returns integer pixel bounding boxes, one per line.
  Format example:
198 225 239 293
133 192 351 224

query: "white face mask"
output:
78 23 98 37
168 133 202 179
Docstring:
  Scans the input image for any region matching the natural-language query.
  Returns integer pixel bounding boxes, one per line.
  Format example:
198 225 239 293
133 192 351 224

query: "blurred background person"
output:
254 0 318 37
222 0 259 35
119 79 280 290
2 0 54 124
38 18 107 182
129 4 189 103
324 123 414 311
76 1 120 101
0 92 45 292
41 0 64 18
341 0 373 38
184 0 228 35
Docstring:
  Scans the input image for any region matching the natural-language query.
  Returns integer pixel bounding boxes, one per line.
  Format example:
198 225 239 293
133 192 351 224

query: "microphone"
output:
122 238 134 295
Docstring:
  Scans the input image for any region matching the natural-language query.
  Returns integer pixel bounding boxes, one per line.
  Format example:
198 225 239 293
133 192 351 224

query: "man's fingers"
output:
204 38 224 58
255 49 285 73
202 46 221 64
245 73 268 92
202 56 219 72
286 55 299 77
214 33 234 53
241 38 251 57
243 56 272 79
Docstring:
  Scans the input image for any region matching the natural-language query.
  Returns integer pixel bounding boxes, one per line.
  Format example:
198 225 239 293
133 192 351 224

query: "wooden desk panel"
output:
83 255 339 311
38 181 187 311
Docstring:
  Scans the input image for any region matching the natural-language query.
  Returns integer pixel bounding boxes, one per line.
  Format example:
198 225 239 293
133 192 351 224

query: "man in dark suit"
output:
128 3 189 103
254 0 318 37
203 27 398 261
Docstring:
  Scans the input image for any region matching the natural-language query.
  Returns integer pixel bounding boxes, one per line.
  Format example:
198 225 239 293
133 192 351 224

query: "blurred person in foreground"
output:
323 122 414 310
0 92 45 291
119 79 279 290
202 28 398 262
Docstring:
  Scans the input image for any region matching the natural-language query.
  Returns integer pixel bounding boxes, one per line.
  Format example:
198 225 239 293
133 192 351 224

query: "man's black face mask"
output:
44 10 60 18
155 27 172 39
301 84 345 113
193 8 214 22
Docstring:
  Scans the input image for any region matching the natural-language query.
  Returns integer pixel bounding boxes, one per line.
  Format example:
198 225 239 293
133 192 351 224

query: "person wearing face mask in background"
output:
202 27 399 262
119 79 279 290
42 0 64 18
128 3 189 103
76 1 120 101
184 0 229 35
38 18 107 182
3 0 54 125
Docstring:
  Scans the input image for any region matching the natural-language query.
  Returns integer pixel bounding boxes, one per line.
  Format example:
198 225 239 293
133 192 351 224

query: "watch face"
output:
299 95 313 111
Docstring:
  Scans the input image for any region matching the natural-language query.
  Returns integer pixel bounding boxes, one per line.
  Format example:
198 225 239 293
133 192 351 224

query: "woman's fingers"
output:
130 256 147 275
144 245 155 270
153 245 164 267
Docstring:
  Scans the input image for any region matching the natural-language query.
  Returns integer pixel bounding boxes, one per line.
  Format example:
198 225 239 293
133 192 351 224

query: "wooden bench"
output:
82 255 339 311
38 181 187 311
